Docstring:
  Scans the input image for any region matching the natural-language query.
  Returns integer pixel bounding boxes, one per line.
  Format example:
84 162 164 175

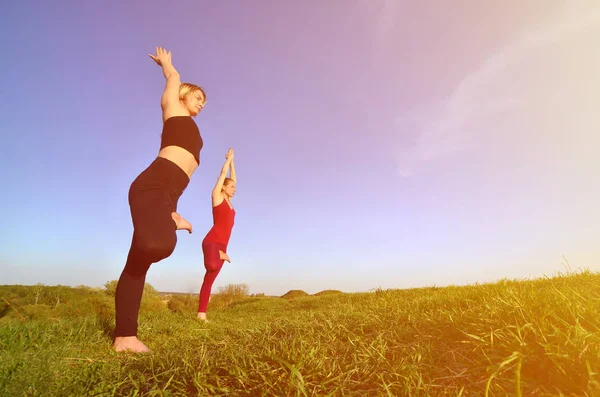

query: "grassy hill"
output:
1 270 599 396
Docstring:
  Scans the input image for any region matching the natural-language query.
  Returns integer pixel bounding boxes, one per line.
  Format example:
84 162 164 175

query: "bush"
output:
165 293 198 313
103 279 159 299
217 283 249 298
103 280 118 297
167 299 186 313
103 280 164 312
202 284 250 310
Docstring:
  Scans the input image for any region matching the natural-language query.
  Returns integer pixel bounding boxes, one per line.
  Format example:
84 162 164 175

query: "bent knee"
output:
205 262 223 273
135 235 176 262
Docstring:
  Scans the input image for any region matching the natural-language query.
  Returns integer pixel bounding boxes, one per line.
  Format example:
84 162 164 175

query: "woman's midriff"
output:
157 146 198 178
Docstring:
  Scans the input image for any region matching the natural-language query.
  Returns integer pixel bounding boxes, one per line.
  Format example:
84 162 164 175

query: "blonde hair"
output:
222 178 234 189
179 83 206 103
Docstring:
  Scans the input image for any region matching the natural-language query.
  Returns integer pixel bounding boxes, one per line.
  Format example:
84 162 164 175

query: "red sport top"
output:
204 198 236 247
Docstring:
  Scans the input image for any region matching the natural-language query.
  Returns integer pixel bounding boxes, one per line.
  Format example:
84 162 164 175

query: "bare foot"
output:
171 212 192 233
113 336 151 353
197 312 209 323
219 250 231 263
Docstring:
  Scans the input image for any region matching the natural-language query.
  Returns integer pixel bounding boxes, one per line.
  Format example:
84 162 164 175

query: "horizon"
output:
0 263 585 296
1 1 599 296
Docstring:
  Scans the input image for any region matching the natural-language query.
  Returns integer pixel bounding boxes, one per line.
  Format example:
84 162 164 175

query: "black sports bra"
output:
160 116 203 165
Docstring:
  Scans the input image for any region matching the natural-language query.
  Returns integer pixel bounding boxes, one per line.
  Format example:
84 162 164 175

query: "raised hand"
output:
226 148 234 160
149 46 172 67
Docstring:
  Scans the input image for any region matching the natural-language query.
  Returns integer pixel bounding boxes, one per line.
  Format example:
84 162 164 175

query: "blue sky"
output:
1 1 599 295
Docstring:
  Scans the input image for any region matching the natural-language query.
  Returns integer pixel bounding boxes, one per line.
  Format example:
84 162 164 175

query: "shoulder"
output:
211 192 224 207
161 104 189 123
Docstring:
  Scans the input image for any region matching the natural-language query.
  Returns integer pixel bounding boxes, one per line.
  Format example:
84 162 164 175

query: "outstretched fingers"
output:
148 46 172 66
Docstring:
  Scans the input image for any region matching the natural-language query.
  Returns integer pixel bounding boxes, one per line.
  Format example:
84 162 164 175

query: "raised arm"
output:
229 157 237 184
212 149 233 204
149 47 183 118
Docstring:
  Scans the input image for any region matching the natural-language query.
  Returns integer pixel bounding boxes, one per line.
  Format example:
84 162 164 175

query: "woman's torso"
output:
204 197 236 246
157 116 203 178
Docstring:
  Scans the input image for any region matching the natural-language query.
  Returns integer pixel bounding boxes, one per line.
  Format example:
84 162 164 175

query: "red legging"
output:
198 240 226 312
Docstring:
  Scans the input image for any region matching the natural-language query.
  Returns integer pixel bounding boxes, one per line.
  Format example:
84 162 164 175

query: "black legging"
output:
114 157 189 337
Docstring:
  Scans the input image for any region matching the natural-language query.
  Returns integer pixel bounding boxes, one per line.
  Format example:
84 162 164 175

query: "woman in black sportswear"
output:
113 47 206 353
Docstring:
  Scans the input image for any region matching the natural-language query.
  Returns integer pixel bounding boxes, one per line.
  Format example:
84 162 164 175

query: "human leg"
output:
113 158 189 352
197 241 226 318
113 191 178 351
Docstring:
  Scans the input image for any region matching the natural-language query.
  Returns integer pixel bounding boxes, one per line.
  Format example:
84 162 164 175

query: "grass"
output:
1 270 599 396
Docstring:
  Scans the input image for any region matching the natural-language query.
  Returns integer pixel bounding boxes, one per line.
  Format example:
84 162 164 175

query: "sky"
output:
1 0 599 296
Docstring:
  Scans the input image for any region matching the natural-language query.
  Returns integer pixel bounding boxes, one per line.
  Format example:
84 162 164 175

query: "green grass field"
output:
1 270 599 396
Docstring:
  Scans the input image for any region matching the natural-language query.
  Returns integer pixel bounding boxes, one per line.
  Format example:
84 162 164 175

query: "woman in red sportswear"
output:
197 148 236 321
